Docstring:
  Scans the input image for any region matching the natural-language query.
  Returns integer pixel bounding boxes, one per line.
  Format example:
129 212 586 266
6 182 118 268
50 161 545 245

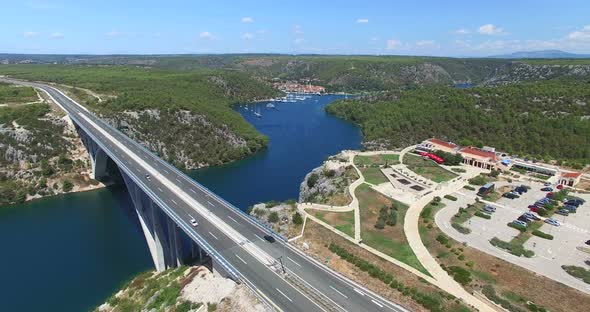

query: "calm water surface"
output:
0 94 361 311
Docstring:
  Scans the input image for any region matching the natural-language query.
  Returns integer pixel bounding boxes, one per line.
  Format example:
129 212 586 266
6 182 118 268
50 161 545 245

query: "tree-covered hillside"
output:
0 65 280 169
326 79 590 167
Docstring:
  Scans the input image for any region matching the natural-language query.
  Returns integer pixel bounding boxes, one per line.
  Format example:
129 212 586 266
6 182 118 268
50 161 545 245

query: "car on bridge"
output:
190 218 198 227
264 234 276 243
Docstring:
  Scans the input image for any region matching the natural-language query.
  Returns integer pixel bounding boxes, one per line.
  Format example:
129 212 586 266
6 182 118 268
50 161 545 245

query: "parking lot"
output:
435 178 590 294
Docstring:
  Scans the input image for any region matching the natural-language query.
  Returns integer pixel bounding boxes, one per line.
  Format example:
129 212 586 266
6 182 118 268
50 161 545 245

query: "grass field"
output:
0 83 37 104
353 154 400 166
306 209 355 238
355 183 429 274
403 154 457 183
359 167 389 185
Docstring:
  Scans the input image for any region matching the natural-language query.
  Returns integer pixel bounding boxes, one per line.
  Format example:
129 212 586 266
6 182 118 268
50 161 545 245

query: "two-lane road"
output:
5 79 408 312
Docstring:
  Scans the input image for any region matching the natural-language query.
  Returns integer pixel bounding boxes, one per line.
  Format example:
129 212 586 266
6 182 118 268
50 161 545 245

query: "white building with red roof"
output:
558 171 582 187
417 138 459 154
458 147 498 170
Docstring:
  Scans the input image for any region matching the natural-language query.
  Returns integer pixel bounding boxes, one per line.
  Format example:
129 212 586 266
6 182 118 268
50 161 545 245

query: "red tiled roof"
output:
427 138 457 150
561 172 582 178
459 147 497 161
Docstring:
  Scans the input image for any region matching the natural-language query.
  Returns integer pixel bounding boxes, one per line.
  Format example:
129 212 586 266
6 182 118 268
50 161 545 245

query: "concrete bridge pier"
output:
75 124 109 181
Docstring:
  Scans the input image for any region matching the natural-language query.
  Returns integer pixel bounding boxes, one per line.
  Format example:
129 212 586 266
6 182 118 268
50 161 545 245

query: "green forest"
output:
326 79 590 167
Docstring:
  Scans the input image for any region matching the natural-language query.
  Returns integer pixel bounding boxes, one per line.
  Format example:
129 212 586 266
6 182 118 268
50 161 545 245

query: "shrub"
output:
474 211 491 219
490 237 534 258
448 266 472 285
307 173 319 188
444 194 457 201
268 211 279 223
562 265 590 284
421 206 433 220
436 234 449 245
452 167 467 173
292 212 303 225
386 208 397 226
62 180 74 192
532 230 553 240
458 254 465 260
507 222 526 232
463 185 475 191
468 175 487 186
451 222 471 234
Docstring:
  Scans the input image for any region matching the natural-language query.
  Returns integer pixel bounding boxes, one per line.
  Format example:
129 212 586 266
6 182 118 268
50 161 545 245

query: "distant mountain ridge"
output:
489 50 590 59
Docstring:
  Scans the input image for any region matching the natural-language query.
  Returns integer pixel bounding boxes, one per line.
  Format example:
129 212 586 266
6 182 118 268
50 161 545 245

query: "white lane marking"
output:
235 254 247 264
157 187 163 192
287 256 301 267
171 199 178 205
254 234 265 242
163 169 169 174
353 288 366 296
329 285 349 299
209 232 219 240
227 216 239 224
371 299 384 308
207 201 214 206
175 178 181 183
191 189 197 194
275 288 293 302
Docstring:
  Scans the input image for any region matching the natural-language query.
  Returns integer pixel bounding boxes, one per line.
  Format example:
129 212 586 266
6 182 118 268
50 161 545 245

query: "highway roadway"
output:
6 79 408 312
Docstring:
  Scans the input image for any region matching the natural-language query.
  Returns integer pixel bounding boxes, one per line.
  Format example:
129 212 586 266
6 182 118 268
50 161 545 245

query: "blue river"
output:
0 94 361 311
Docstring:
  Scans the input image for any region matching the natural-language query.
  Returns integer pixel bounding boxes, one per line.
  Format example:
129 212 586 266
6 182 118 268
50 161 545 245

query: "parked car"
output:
546 192 554 198
538 198 551 204
519 185 529 192
528 205 538 210
545 218 560 226
263 234 276 243
585 240 590 246
512 220 528 227
529 207 539 213
566 199 583 207
564 205 577 213
541 187 553 192
518 215 533 223
523 212 541 221
556 184 564 190
556 209 569 216
544 182 552 186
483 205 496 213
503 192 519 199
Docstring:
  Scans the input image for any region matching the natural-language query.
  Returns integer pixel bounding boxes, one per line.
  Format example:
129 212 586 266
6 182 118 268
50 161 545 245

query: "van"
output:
483 205 496 213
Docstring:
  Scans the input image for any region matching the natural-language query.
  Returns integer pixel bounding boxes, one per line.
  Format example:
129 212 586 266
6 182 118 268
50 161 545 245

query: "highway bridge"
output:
4 79 408 312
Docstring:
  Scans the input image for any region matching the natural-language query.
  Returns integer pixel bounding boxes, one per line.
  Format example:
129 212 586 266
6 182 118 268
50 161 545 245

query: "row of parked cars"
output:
502 184 529 199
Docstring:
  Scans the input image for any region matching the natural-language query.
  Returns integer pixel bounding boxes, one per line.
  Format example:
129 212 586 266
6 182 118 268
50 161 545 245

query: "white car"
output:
544 218 560 226
190 218 198 227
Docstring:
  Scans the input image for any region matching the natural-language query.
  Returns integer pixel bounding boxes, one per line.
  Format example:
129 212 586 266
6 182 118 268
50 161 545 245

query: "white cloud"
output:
567 25 590 41
49 32 64 39
386 39 402 50
415 40 438 49
452 28 470 35
293 24 304 35
241 33 254 40
106 29 122 37
478 24 505 35
199 31 215 40
256 29 268 34
241 17 254 23
23 31 39 38
356 18 369 24
294 38 306 45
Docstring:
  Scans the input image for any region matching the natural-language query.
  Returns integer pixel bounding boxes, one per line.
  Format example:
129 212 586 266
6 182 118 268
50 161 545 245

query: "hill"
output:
326 78 590 168
489 50 590 59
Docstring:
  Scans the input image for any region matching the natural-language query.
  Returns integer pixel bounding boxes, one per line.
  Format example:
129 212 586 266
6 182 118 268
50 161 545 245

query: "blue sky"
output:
2 0 590 56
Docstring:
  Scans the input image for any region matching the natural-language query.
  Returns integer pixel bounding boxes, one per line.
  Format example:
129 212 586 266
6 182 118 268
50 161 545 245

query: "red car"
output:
546 192 554 198
529 207 538 213
556 184 564 190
